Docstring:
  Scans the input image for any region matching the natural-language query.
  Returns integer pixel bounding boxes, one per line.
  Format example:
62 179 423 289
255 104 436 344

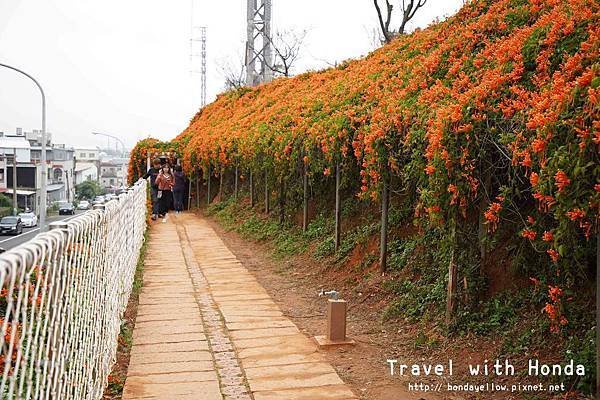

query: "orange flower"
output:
425 165 436 175
554 170 570 192
548 285 564 302
531 139 547 153
547 249 560 263
484 202 502 232
529 172 539 186
521 229 537 240
565 208 585 220
542 231 554 242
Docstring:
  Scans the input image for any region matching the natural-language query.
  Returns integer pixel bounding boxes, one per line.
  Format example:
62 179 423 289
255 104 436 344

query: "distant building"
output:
100 158 128 192
75 147 100 162
0 128 75 213
74 163 98 185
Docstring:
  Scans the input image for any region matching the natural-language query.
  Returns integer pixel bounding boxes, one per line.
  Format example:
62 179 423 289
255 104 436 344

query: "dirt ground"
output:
204 214 583 400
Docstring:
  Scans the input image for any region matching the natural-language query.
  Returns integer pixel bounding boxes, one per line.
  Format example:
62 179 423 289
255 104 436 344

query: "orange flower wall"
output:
131 0 599 296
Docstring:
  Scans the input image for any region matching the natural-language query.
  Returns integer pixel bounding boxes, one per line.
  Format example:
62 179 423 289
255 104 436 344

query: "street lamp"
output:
92 132 126 158
0 62 48 230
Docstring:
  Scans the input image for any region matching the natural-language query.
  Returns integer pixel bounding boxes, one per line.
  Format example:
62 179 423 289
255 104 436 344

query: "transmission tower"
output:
200 27 207 106
190 26 208 107
245 0 273 86
190 0 208 106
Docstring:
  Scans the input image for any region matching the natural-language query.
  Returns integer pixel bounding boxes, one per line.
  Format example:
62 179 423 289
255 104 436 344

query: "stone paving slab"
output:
129 350 213 365
123 380 222 399
252 385 357 400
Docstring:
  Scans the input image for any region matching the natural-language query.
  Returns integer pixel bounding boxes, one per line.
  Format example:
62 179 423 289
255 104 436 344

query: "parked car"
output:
77 200 90 210
18 212 38 227
93 195 105 205
58 203 75 215
0 216 23 235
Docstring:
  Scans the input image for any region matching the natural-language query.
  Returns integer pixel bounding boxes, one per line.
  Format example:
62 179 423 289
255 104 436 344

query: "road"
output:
0 211 88 252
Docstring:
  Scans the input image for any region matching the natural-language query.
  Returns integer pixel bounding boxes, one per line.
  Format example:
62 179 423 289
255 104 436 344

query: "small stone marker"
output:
315 298 355 348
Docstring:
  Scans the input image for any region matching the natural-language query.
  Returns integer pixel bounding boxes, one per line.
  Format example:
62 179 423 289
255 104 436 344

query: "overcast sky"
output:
0 0 462 149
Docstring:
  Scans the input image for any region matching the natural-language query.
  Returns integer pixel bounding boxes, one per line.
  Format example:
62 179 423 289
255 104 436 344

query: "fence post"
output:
206 164 211 206
303 161 309 232
219 168 224 201
279 177 285 225
445 219 458 325
188 173 193 210
334 162 341 252
264 169 270 214
379 176 389 274
234 164 239 200
250 170 255 207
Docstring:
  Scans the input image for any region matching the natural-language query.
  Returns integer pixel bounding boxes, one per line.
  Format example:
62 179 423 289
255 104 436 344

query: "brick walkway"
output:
123 213 357 400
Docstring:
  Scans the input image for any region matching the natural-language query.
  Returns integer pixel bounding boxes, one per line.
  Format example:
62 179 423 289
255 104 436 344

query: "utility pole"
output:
12 148 17 215
246 0 273 86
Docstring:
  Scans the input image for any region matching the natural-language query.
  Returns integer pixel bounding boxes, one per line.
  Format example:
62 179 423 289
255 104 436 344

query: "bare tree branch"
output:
372 0 428 43
217 56 246 90
373 0 394 43
399 0 427 35
266 29 308 78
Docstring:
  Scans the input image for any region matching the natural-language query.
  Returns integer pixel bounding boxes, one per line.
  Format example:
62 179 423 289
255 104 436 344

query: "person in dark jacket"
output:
143 158 162 220
172 165 186 214
155 164 175 222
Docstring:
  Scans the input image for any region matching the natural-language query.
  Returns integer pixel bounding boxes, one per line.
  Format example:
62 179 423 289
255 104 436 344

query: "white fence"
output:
0 179 147 399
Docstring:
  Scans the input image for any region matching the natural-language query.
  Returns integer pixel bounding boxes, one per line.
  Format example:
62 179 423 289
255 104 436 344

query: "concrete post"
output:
327 299 347 342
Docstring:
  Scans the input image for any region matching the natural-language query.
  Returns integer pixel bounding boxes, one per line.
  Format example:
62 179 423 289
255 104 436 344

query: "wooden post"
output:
379 176 389 273
219 168 223 201
188 173 193 210
334 162 341 252
234 164 239 200
249 170 255 207
445 219 458 325
206 165 211 206
264 169 270 214
195 168 200 208
478 171 491 276
303 162 308 232
279 178 285 225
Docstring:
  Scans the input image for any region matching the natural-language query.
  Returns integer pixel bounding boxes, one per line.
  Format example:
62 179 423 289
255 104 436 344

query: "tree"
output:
218 56 246 91
267 29 308 78
75 180 103 200
373 0 428 43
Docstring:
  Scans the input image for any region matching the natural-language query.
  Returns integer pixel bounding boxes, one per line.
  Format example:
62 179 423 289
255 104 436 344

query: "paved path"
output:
123 213 357 400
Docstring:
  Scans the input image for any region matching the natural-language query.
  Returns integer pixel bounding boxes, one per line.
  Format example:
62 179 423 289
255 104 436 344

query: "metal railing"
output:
0 179 147 399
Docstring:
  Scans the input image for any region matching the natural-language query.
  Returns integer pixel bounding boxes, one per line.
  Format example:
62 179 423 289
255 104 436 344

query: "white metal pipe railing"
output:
0 179 147 399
